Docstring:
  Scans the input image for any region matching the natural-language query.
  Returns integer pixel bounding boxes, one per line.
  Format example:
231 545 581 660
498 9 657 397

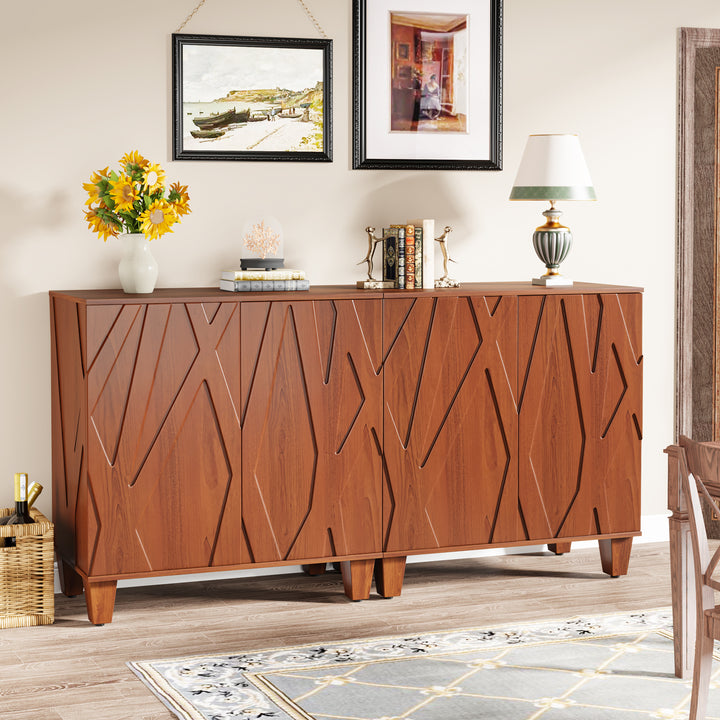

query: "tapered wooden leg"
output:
598 537 633 577
340 559 374 601
84 580 117 625
301 563 327 576
548 542 572 555
669 513 696 678
689 615 714 719
57 556 84 597
375 557 406 598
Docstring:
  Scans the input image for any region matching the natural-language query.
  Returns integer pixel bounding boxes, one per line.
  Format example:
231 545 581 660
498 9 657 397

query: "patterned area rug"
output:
129 608 720 720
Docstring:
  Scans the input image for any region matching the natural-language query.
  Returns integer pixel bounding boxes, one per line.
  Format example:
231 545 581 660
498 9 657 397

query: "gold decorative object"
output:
357 226 393 289
435 226 459 288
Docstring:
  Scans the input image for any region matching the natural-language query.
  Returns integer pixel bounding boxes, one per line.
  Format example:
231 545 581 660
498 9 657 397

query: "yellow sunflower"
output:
85 207 119 242
142 163 166 195
82 167 109 207
108 174 137 212
168 182 191 217
139 200 177 240
120 150 149 170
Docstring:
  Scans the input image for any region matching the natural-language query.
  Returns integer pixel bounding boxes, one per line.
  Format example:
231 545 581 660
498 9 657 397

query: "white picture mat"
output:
365 0 491 161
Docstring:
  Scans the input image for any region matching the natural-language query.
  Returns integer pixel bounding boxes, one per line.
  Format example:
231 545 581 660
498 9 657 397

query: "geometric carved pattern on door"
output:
518 293 643 541
50 285 643 623
83 302 244 575
383 295 521 553
241 299 384 564
51 297 89 565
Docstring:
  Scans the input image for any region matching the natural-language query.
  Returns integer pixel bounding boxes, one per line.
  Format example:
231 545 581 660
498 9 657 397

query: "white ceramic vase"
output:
118 232 158 294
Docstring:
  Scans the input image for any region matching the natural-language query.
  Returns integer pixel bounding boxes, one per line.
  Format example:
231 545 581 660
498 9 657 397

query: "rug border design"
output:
130 661 208 720
244 673 316 720
128 607 674 720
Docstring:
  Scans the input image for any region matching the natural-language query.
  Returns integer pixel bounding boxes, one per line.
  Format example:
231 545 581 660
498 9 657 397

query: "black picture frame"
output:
353 0 502 170
173 34 332 162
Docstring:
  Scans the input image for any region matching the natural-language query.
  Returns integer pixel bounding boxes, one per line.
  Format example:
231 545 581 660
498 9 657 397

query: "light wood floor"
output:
0 542 672 720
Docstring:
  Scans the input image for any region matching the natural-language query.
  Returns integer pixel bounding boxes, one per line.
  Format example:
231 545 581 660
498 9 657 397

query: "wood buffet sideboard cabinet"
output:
50 283 643 624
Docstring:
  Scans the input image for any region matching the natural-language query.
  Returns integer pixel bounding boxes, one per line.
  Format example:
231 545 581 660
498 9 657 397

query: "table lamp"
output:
509 134 596 286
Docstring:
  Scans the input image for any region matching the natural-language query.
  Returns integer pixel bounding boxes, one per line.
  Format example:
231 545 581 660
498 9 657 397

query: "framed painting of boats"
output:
352 0 502 170
172 34 332 162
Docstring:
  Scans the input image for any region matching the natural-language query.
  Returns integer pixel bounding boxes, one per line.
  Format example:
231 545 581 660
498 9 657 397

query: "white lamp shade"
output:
510 134 596 201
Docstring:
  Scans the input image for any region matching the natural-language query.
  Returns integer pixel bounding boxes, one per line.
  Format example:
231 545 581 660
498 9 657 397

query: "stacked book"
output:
219 269 310 292
380 219 435 290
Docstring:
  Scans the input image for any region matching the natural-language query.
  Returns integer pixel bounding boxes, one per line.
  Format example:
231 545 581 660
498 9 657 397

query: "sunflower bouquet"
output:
83 151 190 241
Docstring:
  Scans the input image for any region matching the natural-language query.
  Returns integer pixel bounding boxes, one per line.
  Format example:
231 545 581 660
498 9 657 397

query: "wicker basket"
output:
0 508 54 628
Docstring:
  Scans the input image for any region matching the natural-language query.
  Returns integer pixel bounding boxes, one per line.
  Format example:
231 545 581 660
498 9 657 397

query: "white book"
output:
219 278 310 292
221 269 306 281
422 219 435 289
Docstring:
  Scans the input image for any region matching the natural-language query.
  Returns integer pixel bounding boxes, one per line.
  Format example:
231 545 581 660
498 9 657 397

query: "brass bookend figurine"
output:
435 226 459 288
357 227 394 289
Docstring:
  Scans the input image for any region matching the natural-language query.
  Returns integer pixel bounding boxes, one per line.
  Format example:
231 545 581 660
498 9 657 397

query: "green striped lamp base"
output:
532 227 573 286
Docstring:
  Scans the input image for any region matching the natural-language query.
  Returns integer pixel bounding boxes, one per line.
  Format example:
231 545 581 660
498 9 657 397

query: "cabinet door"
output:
241 299 383 562
518 293 643 540
383 295 520 552
83 301 245 575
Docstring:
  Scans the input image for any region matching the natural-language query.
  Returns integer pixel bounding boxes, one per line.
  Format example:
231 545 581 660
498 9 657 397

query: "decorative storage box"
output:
0 508 54 628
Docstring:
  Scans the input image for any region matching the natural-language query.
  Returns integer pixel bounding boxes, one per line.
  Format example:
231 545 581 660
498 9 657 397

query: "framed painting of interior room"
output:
352 0 502 170
172 34 332 162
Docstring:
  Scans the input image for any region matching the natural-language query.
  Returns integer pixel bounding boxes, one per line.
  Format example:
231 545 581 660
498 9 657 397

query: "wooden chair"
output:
676 435 720 718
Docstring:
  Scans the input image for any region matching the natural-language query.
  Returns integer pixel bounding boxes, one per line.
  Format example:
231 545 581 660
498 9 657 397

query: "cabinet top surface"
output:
50 282 643 304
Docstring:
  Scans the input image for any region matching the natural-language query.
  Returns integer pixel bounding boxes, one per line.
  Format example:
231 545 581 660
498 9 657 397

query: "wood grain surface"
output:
675 28 720 441
518 293 643 542
50 282 642 305
383 294 520 551
50 286 643 623
241 299 383 563
83 301 244 576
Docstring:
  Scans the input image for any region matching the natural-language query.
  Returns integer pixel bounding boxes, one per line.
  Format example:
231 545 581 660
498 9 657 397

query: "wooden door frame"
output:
676 27 720 441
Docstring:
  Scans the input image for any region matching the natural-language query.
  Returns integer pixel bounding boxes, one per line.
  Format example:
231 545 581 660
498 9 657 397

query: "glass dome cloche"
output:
240 216 284 270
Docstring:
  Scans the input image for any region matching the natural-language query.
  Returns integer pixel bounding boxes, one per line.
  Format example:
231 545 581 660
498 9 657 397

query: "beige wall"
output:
2 0 718 524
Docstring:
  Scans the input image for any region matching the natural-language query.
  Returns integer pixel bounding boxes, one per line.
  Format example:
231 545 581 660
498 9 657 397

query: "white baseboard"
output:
54 513 671 594
405 512 670 565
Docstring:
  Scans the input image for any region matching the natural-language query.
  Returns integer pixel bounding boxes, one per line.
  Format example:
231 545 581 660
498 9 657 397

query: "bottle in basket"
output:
27 481 42 508
3 473 35 547
0 479 41 527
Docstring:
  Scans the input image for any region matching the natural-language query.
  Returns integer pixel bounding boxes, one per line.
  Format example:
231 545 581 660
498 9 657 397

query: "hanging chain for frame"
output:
175 0 327 37
296 0 328 38
176 0 208 33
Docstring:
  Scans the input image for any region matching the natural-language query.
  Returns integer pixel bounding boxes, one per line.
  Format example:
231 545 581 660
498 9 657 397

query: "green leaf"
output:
98 208 123 229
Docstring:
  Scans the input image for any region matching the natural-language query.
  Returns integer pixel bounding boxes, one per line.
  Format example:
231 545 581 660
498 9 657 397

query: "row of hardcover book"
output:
383 223 428 289
219 269 310 292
